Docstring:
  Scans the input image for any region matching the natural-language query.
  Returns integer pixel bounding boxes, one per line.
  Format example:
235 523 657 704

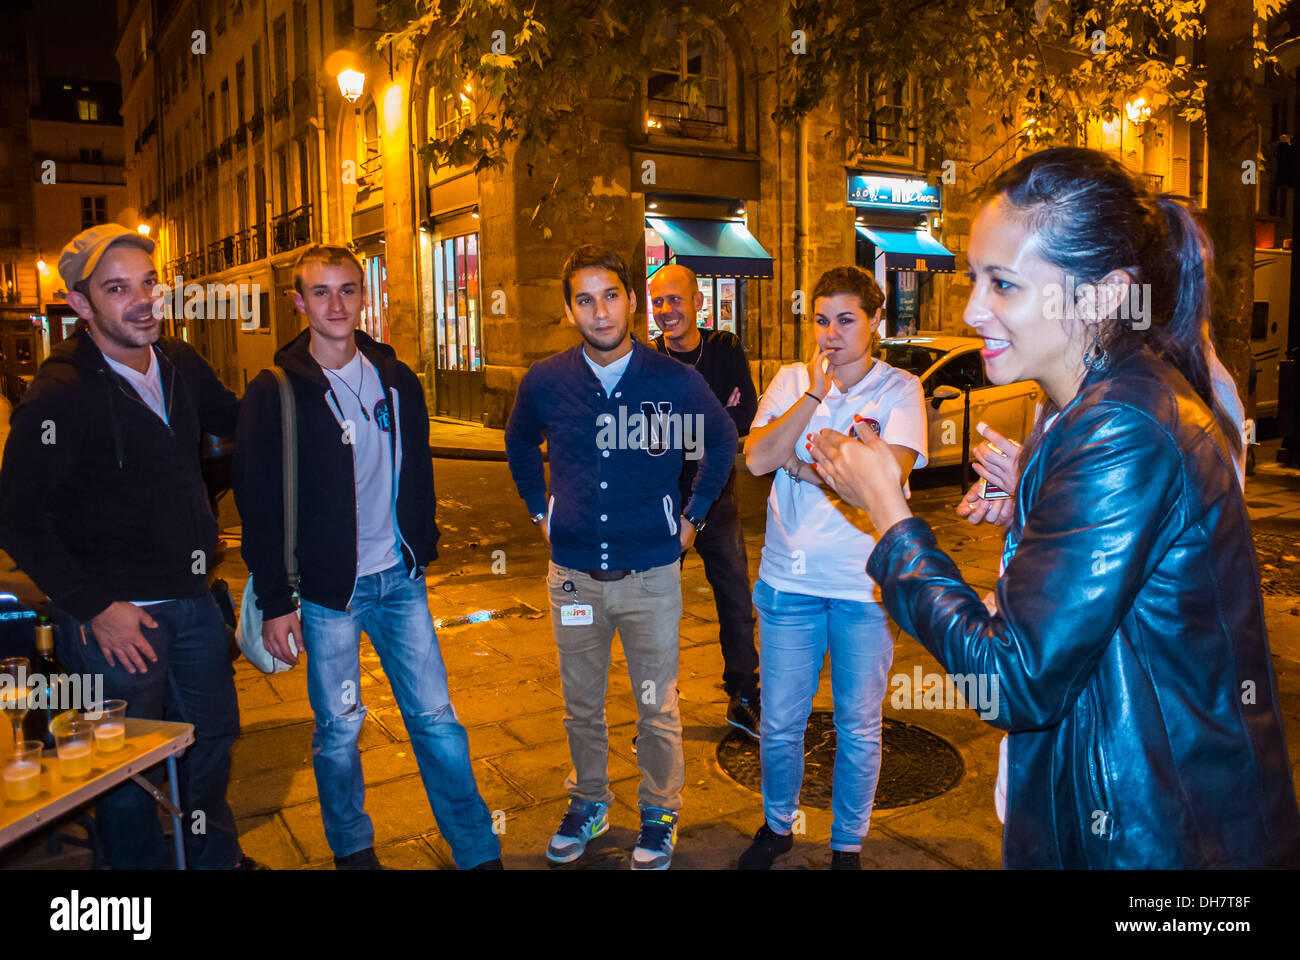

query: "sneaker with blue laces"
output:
546 798 610 864
631 807 679 870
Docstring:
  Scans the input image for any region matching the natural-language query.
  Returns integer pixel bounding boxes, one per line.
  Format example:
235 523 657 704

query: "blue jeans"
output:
52 594 242 869
300 562 499 868
753 578 895 851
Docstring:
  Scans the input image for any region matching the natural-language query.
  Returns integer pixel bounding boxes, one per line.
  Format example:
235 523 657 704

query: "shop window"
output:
646 20 728 137
853 71 914 162
644 224 746 340
433 233 481 371
360 253 388 343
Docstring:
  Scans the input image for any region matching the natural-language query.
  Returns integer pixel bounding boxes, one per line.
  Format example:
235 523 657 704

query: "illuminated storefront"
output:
847 171 955 336
643 212 772 340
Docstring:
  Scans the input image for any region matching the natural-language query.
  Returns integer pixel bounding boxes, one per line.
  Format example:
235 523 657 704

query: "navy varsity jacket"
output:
505 340 738 572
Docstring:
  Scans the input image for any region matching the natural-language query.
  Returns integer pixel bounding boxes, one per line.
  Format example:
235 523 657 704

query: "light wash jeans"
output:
753 578 895 852
300 561 499 868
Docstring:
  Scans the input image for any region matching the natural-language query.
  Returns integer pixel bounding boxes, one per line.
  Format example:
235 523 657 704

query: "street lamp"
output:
1124 96 1152 124
137 223 150 236
338 68 365 103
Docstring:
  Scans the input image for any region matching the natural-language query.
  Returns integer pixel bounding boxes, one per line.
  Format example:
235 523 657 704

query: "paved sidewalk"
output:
4 442 1299 871
428 417 513 461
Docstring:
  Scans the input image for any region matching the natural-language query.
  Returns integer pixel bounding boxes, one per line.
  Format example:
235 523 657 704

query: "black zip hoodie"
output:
0 330 239 622
232 328 439 620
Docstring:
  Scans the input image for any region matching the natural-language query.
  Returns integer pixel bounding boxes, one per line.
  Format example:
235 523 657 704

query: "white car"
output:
880 335 1042 469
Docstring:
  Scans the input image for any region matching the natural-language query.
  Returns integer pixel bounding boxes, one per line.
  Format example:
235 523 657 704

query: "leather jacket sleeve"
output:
867 401 1182 732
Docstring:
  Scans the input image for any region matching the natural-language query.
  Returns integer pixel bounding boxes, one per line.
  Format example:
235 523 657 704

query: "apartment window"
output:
2 262 19 304
251 43 263 112
207 92 217 150
430 79 473 143
79 148 103 163
236 173 249 233
275 148 288 214
235 59 246 126
272 16 288 92
76 98 101 121
292 2 309 79
80 196 107 230
360 102 381 183
854 71 915 162
296 137 310 208
221 79 231 139
646 21 728 133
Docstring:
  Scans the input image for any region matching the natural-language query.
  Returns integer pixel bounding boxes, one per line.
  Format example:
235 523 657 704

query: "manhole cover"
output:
1253 517 1300 596
716 711 964 809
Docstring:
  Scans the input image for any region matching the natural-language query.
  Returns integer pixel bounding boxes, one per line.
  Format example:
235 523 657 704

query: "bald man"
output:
648 265 761 739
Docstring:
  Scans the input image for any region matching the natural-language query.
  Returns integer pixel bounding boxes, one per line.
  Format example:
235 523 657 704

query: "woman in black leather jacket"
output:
809 147 1300 868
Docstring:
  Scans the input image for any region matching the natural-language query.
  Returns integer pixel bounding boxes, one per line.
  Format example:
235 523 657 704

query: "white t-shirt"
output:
324 352 401 577
102 347 167 425
753 358 927 602
582 346 632 395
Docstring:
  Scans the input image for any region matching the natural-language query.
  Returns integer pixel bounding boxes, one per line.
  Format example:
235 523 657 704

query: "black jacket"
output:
651 330 756 503
869 345 1300 867
233 329 438 619
0 331 239 622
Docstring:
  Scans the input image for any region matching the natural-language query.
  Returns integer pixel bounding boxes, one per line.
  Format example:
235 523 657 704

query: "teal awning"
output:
647 217 773 279
856 225 956 273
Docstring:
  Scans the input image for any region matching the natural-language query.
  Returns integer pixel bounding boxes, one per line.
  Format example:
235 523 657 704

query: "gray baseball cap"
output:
58 223 155 294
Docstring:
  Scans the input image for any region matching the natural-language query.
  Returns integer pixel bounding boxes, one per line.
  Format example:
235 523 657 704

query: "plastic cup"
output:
54 721 93 779
3 740 43 802
87 700 127 753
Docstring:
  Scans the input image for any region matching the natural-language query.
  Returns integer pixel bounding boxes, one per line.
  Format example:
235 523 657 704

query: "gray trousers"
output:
546 560 684 811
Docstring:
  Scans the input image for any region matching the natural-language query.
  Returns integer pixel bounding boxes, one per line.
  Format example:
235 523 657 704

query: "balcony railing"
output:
1142 173 1164 192
249 112 264 138
271 89 288 119
272 204 313 253
218 137 232 160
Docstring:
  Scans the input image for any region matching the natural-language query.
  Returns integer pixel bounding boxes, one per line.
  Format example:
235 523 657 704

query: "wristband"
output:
803 390 824 404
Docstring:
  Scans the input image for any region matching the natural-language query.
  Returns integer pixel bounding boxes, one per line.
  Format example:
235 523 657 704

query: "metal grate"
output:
717 712 964 810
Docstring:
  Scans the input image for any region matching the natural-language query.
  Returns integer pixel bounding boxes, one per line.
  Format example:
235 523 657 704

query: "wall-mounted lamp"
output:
338 68 366 104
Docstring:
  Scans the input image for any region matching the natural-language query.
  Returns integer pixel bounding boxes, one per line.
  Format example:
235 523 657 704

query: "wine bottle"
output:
29 617 68 748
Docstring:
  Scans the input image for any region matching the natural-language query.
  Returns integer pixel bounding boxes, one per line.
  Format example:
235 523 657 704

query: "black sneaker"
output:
334 847 384 870
469 858 504 870
232 855 270 870
737 823 793 870
830 850 861 870
726 694 761 741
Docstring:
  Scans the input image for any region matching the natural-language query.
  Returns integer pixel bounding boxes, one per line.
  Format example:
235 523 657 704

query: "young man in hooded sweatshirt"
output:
234 244 500 870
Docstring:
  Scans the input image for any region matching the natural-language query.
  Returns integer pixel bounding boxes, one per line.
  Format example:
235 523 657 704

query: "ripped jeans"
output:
300 561 499 867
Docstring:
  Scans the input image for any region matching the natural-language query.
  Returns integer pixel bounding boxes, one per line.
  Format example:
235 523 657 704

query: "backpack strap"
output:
268 366 298 591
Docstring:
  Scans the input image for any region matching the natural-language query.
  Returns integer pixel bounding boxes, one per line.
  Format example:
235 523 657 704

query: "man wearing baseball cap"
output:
0 224 260 869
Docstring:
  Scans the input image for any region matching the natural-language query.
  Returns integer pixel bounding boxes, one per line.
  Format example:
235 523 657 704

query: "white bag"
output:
236 365 301 674
236 576 297 673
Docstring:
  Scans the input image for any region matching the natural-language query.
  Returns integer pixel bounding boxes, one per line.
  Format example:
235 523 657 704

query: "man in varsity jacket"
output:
505 244 737 870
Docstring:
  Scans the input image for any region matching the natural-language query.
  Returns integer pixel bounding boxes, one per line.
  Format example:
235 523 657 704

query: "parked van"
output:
1254 247 1291 420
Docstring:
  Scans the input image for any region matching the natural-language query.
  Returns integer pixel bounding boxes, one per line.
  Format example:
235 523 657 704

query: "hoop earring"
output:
1082 323 1110 373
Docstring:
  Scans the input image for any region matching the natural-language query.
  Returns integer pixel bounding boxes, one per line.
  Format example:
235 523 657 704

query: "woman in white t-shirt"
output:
737 266 928 870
